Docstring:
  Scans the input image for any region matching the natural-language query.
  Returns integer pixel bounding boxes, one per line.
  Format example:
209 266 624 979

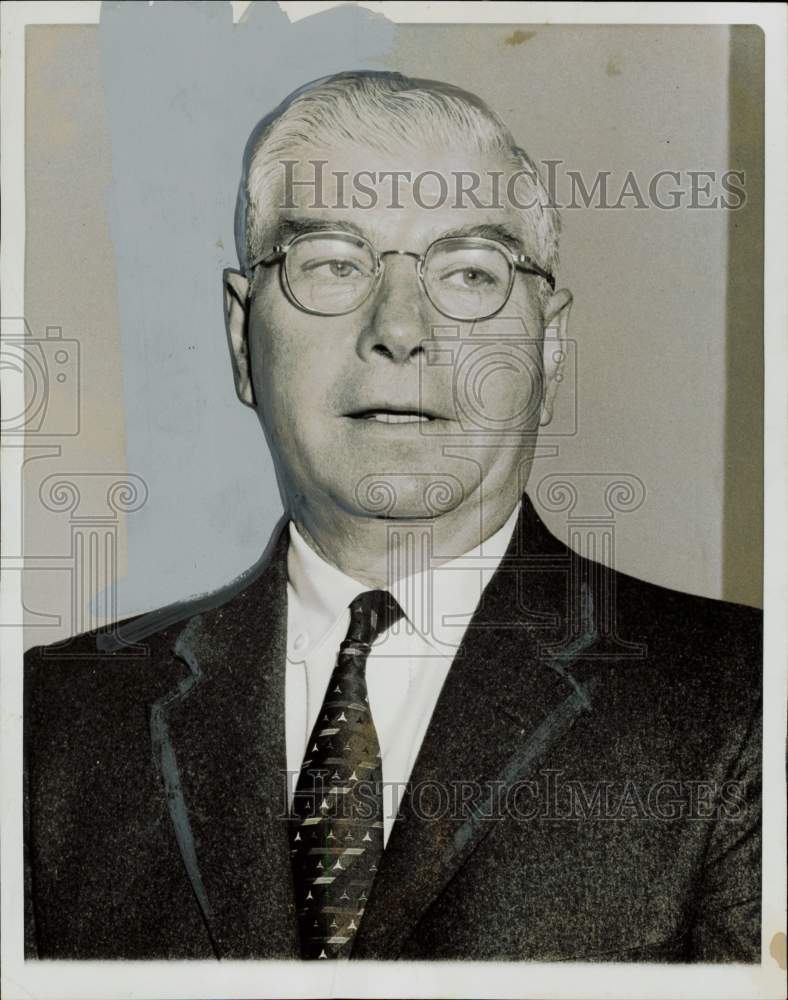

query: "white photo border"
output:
1 3 785 999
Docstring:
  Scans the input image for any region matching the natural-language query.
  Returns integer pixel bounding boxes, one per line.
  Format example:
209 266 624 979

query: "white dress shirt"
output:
285 502 521 846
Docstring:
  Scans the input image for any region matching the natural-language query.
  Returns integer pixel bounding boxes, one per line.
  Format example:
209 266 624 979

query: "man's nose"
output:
356 255 432 364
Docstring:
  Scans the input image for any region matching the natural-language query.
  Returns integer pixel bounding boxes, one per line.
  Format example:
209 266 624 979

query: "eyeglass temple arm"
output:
245 245 286 277
513 253 556 292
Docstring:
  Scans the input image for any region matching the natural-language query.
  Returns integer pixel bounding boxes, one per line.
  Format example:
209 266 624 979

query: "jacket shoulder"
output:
24 515 289 671
609 561 762 650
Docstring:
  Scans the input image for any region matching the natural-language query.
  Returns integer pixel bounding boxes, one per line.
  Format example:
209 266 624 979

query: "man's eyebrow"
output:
438 223 524 253
273 218 367 245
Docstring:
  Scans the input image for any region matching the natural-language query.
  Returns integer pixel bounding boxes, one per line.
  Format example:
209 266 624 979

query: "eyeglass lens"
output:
284 233 513 320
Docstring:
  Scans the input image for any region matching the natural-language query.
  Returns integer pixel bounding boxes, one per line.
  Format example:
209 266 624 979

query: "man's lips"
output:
343 406 445 424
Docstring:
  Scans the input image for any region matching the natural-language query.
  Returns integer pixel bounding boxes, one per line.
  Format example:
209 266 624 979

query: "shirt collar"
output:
286 525 367 660
286 502 521 659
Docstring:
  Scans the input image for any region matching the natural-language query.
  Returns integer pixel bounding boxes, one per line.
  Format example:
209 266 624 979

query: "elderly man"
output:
24 71 761 962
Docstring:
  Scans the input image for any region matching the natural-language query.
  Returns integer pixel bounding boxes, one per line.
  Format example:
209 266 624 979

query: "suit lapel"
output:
352 495 600 959
149 522 300 958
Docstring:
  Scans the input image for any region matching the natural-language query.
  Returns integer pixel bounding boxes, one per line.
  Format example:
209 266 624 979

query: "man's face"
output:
226 138 569 531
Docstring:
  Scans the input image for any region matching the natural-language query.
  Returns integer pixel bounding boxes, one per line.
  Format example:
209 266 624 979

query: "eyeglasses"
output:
246 231 555 322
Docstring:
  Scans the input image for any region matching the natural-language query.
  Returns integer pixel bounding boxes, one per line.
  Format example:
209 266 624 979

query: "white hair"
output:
235 71 560 297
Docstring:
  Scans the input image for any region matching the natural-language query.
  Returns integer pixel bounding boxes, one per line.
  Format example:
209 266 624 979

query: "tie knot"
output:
345 589 404 647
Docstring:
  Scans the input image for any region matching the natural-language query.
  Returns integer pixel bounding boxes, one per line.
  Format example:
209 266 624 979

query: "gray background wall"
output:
23 7 763 648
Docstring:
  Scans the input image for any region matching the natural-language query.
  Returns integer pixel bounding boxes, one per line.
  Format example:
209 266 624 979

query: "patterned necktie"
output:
290 589 404 960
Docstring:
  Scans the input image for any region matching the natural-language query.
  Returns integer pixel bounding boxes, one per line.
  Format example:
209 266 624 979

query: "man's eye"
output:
328 260 358 278
442 267 498 288
302 258 365 279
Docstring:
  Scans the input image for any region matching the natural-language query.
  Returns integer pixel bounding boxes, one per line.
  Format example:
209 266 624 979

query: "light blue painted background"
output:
99 1 395 611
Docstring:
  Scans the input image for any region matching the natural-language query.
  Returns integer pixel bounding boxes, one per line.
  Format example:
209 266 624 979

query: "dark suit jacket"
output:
24 493 762 962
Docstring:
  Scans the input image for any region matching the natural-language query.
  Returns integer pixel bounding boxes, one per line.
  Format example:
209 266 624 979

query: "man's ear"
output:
540 288 572 427
223 268 256 407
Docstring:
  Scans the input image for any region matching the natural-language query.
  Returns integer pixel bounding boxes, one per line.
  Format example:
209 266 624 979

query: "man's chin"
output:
346 472 467 521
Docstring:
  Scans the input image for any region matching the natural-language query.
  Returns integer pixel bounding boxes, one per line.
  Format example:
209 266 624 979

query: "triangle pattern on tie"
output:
290 589 403 960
